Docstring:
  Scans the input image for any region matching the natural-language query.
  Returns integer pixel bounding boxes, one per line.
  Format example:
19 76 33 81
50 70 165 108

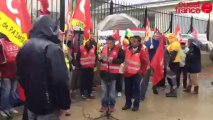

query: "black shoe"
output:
166 89 177 97
152 86 158 95
122 105 131 110
87 94 95 99
132 107 139 112
140 97 145 101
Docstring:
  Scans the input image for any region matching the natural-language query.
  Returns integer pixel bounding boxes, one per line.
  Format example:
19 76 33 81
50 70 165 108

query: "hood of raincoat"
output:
29 15 60 44
166 33 178 44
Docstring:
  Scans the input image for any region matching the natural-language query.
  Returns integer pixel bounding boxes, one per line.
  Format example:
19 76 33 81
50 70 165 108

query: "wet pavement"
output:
10 66 213 120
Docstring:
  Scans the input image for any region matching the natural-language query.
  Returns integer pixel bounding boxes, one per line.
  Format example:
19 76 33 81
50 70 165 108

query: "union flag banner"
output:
0 0 32 47
72 0 86 29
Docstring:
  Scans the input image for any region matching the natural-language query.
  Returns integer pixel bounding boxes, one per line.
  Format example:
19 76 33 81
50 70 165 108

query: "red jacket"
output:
124 44 149 77
0 62 16 78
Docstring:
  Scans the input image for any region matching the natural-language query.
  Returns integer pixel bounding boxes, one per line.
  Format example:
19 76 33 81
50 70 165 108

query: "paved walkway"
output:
11 66 213 120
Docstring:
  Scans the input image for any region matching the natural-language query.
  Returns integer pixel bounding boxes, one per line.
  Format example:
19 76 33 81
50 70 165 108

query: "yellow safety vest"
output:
62 44 70 69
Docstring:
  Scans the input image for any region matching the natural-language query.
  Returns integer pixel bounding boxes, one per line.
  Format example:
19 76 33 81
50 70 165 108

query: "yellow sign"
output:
0 12 28 47
71 19 84 29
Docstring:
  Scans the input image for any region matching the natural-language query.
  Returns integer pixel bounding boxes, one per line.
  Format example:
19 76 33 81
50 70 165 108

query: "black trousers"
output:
116 74 123 92
176 66 187 88
80 68 94 96
71 69 81 90
124 75 142 108
167 62 180 89
22 105 28 120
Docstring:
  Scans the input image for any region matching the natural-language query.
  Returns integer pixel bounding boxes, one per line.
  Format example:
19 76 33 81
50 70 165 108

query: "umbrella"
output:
182 34 208 51
97 13 140 31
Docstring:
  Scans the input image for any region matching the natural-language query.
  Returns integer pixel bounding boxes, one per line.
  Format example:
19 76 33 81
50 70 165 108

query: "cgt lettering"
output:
76 21 84 29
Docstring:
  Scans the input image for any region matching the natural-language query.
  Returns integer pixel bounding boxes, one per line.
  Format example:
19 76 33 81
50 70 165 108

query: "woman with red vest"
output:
122 36 149 112
76 40 97 99
99 36 125 113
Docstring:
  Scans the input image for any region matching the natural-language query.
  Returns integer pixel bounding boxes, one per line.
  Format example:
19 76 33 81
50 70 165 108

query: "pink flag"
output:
174 24 182 41
192 28 198 39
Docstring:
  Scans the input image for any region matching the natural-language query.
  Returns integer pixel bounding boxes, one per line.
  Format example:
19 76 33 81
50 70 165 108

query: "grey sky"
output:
112 0 167 4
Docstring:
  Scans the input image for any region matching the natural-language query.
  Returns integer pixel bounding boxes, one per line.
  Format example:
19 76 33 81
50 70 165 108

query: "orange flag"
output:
0 0 32 46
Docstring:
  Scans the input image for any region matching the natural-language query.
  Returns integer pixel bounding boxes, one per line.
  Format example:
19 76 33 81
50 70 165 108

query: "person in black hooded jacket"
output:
16 16 71 120
184 39 201 94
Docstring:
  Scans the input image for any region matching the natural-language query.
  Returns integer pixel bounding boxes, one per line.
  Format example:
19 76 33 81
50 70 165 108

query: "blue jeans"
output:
101 80 116 108
124 75 142 108
0 78 17 110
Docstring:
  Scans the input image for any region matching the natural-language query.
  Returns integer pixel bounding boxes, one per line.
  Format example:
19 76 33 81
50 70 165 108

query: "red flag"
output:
112 29 120 40
192 28 198 39
84 25 90 40
39 0 50 15
174 24 182 41
65 1 73 31
0 0 32 46
151 36 164 85
84 0 92 41
72 0 87 29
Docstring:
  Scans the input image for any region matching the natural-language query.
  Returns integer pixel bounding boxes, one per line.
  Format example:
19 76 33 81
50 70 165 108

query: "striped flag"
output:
65 1 73 31
145 18 151 41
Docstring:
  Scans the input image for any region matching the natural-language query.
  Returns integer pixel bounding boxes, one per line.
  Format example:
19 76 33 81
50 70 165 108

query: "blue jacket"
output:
145 38 160 62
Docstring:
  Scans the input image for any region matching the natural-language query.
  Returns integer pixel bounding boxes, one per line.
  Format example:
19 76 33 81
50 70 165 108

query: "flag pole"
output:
60 0 65 31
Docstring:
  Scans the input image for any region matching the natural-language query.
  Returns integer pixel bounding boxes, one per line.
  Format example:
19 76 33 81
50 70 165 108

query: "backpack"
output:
0 38 19 64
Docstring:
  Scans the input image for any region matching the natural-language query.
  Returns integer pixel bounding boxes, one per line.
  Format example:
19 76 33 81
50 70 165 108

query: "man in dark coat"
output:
16 16 71 120
184 39 201 94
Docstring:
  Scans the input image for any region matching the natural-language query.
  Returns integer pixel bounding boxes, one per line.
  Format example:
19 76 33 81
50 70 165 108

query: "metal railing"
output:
26 0 210 37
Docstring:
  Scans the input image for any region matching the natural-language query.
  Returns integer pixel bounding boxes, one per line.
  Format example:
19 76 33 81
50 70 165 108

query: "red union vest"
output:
100 45 120 74
124 48 141 75
80 45 96 68
0 38 19 63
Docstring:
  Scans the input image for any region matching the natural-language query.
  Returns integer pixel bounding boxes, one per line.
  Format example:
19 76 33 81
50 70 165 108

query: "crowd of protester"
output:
0 15 212 120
